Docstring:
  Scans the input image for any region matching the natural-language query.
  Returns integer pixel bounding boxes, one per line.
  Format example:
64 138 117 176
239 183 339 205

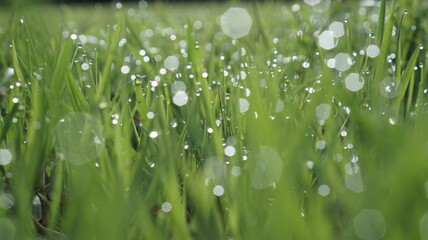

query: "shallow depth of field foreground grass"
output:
2 0 428 239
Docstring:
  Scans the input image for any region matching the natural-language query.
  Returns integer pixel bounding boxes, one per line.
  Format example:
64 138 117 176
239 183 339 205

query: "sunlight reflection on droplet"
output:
220 8 253 39
345 73 364 92
149 131 158 139
354 209 386 240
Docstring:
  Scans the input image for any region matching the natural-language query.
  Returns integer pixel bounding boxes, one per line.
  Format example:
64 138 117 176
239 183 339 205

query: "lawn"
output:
1 0 428 239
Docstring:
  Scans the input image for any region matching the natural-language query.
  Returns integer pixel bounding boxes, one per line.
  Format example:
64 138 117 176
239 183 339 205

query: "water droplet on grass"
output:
316 104 331 120
327 58 336 68
345 73 364 92
318 185 330 196
380 77 400 98
224 146 236 157
366 45 380 58
317 140 326 150
220 8 253 39
147 112 155 119
161 202 172 213
121 65 130 74
32 195 42 221
334 53 353 71
173 91 188 106
304 0 321 6
354 209 386 240
149 131 158 139
329 22 345 37
213 185 225 196
318 31 337 50
0 149 12 165
239 98 250 113
81 63 89 71
164 56 179 71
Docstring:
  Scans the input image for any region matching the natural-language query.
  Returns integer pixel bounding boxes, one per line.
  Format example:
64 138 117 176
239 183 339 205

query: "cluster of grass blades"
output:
1 0 428 239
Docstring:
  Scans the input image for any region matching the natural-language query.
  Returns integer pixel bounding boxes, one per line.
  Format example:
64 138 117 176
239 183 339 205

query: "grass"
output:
1 0 428 239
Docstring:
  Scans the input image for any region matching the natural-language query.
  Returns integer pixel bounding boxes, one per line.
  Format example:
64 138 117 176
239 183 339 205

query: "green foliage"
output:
0 1 428 239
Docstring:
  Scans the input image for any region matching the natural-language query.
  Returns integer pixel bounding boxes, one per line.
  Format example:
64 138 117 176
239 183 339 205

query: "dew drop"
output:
0 149 12 165
345 73 364 92
354 209 386 240
220 8 253 39
172 91 189 106
318 185 330 196
224 146 236 157
161 202 172 213
149 131 158 139
329 21 345 38
213 185 225 196
239 98 250 113
366 45 380 58
318 31 337 50
164 56 179 71
121 65 130 74
334 53 353 72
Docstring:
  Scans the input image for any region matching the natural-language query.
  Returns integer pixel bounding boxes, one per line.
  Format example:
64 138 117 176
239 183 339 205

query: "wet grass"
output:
1 0 428 239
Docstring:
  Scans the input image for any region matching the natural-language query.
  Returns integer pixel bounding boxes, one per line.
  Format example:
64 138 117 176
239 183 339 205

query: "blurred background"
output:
1 0 263 4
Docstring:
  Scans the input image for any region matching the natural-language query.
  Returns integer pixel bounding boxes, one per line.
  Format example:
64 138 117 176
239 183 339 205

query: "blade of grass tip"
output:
395 10 407 82
95 18 123 101
376 0 387 46
65 71 89 112
46 159 64 231
394 49 420 114
372 2 395 100
186 24 223 158
11 40 25 83
405 69 415 118
415 58 426 116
